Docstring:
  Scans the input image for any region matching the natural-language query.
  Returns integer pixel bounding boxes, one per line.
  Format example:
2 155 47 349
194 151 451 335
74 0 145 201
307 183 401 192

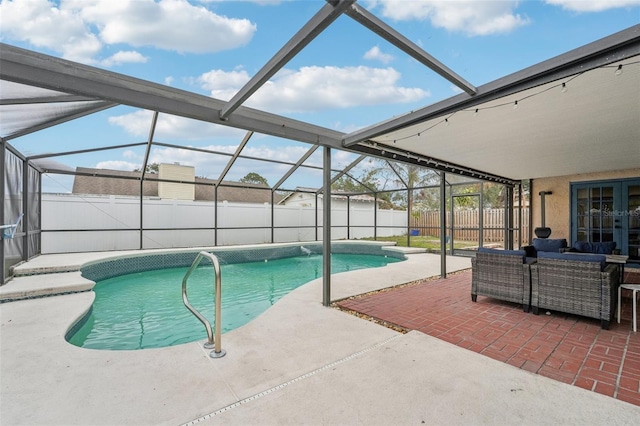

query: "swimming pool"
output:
68 243 404 350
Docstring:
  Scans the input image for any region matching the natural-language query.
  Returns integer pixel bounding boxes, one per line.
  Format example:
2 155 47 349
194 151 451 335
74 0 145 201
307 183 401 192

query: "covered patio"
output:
337 268 640 407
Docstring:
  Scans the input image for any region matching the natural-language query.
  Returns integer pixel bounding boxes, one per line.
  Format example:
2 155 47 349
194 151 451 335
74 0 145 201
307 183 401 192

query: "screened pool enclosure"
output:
2 127 528 282
2 1 638 284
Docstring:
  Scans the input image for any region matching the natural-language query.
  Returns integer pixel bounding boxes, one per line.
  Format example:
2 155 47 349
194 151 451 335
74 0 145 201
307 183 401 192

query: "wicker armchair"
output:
471 248 532 312
530 252 619 329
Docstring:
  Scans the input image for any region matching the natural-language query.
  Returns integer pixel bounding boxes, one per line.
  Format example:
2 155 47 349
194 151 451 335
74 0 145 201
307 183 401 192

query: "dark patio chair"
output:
530 251 619 329
471 247 532 312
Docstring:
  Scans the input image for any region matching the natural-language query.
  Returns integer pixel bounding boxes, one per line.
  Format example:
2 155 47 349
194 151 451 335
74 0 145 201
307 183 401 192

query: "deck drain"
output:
181 334 402 425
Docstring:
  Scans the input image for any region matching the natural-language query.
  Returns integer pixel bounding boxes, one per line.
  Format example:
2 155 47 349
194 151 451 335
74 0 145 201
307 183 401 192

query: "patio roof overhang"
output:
1 2 638 186
345 25 640 181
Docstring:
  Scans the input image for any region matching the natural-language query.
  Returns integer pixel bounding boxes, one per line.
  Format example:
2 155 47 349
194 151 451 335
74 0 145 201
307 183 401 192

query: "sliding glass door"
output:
623 181 640 261
571 178 640 262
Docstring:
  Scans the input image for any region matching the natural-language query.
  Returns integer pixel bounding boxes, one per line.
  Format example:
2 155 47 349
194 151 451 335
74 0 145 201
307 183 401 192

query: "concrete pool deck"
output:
1 248 640 425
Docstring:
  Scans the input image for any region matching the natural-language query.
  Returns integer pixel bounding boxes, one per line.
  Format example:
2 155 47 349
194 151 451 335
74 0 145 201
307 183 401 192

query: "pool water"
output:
68 253 401 350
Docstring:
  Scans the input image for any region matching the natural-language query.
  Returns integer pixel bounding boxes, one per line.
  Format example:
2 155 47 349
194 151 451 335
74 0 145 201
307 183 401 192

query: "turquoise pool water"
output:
68 253 402 350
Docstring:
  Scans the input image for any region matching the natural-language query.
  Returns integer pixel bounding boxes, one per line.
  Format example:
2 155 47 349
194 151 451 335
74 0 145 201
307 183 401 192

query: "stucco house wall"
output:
531 167 639 241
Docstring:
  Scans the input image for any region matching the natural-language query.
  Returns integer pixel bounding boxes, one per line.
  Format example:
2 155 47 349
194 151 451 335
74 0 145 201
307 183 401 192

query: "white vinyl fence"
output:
41 194 408 253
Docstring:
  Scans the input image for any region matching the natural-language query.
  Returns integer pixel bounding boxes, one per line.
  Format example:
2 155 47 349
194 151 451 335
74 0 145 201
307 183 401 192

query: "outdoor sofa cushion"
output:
477 247 526 261
571 241 617 255
532 238 567 253
537 250 606 271
522 238 567 258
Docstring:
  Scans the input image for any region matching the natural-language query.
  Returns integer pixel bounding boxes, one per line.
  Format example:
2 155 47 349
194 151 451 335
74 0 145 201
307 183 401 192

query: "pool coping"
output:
1 241 423 302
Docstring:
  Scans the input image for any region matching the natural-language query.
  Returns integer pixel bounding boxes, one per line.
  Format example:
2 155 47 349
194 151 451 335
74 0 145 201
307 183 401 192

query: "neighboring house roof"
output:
73 167 158 196
72 167 284 203
279 187 379 205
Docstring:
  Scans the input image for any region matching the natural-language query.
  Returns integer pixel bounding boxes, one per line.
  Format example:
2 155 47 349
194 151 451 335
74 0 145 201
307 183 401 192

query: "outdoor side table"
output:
618 283 640 332
605 254 629 283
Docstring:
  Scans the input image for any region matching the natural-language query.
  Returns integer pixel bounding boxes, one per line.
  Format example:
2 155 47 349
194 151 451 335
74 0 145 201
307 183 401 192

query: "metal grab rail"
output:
182 251 226 358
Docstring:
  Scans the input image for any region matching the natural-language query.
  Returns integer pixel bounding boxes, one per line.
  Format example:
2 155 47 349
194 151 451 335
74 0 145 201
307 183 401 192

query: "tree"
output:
330 164 398 210
482 182 505 209
332 167 378 193
381 162 440 214
134 162 159 174
240 172 269 186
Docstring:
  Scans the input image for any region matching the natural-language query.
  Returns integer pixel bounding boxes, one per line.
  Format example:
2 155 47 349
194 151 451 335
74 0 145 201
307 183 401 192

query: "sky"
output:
1 0 639 192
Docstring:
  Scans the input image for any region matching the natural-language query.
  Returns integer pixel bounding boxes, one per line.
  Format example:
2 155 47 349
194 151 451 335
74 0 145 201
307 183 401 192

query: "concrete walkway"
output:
1 250 639 425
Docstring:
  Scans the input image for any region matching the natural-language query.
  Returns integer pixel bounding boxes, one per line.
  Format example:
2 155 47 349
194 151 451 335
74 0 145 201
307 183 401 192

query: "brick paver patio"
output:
336 268 640 406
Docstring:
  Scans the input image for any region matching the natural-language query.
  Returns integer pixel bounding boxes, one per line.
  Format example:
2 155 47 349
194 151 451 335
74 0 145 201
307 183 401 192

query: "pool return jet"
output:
182 251 226 358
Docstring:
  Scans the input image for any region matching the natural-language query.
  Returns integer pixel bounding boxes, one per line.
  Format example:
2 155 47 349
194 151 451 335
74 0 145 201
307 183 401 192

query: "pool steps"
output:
0 271 95 302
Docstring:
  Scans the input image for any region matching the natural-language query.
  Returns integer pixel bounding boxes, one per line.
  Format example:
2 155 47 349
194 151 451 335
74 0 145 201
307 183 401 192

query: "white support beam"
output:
346 3 476 96
219 0 355 120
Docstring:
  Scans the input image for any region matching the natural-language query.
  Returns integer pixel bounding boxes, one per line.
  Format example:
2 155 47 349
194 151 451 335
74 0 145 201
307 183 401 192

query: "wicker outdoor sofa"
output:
530 251 619 329
471 248 532 312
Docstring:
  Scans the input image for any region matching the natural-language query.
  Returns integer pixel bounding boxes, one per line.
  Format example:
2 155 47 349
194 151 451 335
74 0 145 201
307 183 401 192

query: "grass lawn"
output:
359 235 479 251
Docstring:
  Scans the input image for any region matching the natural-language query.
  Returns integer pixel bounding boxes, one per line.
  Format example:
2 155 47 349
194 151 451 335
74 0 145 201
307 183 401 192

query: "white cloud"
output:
98 110 330 181
198 68 252 101
95 160 140 171
108 110 246 140
71 0 256 53
197 65 430 113
333 150 360 169
364 46 394 64
242 144 310 164
123 150 139 159
0 0 102 63
100 51 148 67
545 0 640 12
146 145 232 176
365 0 530 36
0 0 256 64
450 84 464 95
198 0 282 4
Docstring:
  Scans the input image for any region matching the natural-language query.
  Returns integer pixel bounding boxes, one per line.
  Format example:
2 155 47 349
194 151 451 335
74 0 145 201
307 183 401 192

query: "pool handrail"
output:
181 251 226 358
